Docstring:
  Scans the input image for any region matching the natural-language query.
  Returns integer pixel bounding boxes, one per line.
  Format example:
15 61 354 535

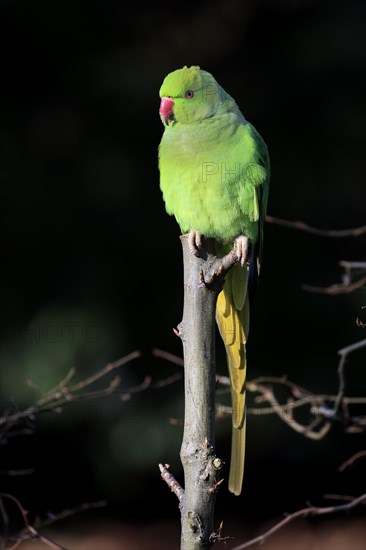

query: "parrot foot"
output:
234 235 250 267
188 230 203 257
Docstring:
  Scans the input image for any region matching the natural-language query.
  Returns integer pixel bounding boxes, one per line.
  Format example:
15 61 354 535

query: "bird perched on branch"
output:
158 66 270 495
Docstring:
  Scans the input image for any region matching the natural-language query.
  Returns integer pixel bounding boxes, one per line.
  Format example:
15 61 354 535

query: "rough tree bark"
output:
160 234 238 550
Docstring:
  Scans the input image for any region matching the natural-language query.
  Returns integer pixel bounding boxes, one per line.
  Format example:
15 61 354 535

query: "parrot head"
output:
159 66 222 126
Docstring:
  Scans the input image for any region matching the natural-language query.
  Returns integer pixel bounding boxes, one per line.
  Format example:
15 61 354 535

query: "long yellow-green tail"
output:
216 263 249 495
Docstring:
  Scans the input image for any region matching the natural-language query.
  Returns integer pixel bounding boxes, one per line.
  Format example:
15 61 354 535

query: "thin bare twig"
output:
246 380 332 440
338 450 366 472
152 348 184 367
338 339 366 356
0 468 35 476
153 344 366 437
151 373 183 389
0 351 141 438
323 493 360 503
302 260 366 295
266 216 366 293
120 375 152 401
245 340 366 435
35 500 107 529
340 261 366 269
231 493 366 550
333 339 366 416
266 216 366 238
0 492 107 550
302 275 366 295
356 306 366 328
0 494 10 550
0 493 107 550
0 493 67 550
152 348 231 387
247 393 366 415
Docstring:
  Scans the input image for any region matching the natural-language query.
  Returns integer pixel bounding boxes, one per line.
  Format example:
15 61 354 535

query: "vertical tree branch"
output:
178 235 225 550
178 236 220 549
159 235 237 548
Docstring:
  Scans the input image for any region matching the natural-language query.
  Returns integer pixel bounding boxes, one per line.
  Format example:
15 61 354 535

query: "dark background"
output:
0 0 365 544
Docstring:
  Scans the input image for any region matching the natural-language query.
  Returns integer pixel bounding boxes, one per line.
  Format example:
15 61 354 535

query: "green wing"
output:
244 124 270 299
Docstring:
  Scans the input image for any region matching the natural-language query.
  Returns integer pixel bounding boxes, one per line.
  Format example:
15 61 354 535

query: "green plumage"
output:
158 66 270 495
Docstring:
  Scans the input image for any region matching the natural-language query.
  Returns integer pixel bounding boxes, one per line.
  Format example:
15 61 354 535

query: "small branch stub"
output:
159 463 185 504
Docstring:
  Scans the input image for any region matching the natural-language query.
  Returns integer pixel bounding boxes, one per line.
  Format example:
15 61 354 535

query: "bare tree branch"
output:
0 493 106 550
322 493 360 502
231 493 366 550
338 339 366 356
266 216 366 294
246 392 366 414
119 375 152 401
34 500 107 529
153 340 366 438
356 306 366 328
333 339 366 416
152 348 184 367
0 348 187 550
302 260 366 295
246 379 332 440
174 235 225 550
340 261 366 280
302 275 366 295
0 468 35 477
266 216 366 238
152 348 231 386
0 493 67 550
0 351 142 439
246 339 366 437
338 450 366 472
150 372 183 389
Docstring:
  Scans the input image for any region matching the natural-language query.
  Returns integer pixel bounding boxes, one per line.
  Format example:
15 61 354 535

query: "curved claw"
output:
188 230 203 257
234 235 249 267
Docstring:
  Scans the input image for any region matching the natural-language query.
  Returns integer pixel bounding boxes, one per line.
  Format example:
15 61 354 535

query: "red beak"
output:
160 96 175 124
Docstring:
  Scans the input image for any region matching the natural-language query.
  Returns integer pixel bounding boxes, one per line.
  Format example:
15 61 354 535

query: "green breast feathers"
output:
158 66 269 244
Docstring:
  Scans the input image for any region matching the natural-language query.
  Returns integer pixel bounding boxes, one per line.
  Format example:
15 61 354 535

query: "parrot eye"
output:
185 90 194 99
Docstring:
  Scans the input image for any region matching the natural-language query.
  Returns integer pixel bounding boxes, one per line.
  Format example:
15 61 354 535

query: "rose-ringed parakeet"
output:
158 66 270 496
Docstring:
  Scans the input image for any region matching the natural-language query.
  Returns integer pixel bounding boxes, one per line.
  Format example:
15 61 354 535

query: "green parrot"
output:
158 66 270 496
